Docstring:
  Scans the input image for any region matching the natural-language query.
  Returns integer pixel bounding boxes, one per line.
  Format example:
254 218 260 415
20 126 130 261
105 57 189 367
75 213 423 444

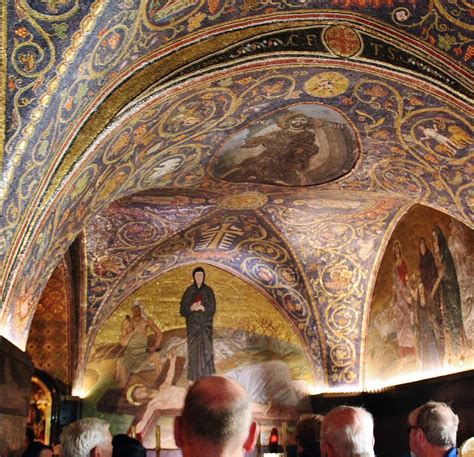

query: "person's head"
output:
408 401 459 457
52 442 63 457
296 414 324 452
25 428 36 447
192 267 205 288
320 406 374 457
131 301 143 318
419 238 427 255
432 228 441 255
111 434 141 448
22 442 53 457
393 240 402 260
112 444 145 457
174 376 257 457
126 384 152 405
112 434 145 457
288 113 309 130
39 446 53 457
61 418 112 457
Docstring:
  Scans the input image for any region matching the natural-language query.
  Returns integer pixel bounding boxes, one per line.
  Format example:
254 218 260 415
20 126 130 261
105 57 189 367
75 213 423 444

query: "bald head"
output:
321 406 374 457
175 376 256 455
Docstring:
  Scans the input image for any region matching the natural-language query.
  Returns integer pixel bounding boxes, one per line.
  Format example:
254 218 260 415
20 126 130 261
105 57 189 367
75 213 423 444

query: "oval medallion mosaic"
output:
212 103 359 187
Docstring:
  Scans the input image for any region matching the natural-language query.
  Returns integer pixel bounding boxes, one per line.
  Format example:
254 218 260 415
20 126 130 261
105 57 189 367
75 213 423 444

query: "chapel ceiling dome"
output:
1 1 472 391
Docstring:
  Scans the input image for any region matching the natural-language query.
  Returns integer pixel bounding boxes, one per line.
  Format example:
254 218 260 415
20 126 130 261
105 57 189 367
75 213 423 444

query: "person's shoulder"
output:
446 448 458 457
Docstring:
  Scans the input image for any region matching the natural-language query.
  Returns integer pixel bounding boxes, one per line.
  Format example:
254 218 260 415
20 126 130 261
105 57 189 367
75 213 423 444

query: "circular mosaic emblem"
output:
304 72 350 98
392 7 411 23
217 192 268 210
323 25 362 57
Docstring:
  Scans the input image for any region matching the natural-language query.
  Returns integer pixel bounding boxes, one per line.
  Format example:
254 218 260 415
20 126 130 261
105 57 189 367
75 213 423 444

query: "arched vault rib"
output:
2 58 472 356
2 11 472 297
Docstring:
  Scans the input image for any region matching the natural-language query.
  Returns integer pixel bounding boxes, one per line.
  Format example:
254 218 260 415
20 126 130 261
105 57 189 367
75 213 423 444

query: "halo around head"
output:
126 383 146 406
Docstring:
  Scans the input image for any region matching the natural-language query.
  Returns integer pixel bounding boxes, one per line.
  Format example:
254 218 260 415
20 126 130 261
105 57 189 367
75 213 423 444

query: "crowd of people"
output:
21 376 463 457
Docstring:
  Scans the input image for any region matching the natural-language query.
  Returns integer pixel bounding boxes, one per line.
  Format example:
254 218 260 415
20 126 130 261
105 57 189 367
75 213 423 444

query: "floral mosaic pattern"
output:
26 259 73 385
2 0 472 284
263 191 409 384
85 193 217 326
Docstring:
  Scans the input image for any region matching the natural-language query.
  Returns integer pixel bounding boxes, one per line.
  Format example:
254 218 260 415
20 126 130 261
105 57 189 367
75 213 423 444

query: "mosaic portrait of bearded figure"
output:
212 103 358 187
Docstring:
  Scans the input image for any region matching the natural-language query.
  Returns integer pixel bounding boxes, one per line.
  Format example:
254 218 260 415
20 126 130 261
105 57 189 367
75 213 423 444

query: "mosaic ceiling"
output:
0 1 472 390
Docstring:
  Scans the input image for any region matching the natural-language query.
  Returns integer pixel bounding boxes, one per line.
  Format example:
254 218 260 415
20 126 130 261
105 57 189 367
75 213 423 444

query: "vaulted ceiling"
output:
1 0 472 390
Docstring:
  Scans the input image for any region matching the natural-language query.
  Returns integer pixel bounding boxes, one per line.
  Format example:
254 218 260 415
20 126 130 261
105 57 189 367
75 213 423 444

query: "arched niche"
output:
82 264 318 448
364 205 474 390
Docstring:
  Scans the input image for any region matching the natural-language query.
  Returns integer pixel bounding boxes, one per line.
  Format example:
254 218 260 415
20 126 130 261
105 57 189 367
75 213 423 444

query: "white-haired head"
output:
131 299 148 319
320 406 375 457
409 401 459 452
61 418 112 457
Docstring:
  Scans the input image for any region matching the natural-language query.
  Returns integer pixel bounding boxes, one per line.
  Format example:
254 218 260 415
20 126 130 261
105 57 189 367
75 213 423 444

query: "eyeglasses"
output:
408 425 424 434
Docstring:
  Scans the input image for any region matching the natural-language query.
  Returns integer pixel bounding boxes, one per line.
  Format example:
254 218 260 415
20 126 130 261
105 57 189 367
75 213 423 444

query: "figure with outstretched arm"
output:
131 348 186 442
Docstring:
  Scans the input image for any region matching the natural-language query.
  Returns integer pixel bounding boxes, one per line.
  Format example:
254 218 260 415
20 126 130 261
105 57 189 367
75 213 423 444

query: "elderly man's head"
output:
320 406 374 457
61 418 112 457
408 401 459 457
174 376 257 457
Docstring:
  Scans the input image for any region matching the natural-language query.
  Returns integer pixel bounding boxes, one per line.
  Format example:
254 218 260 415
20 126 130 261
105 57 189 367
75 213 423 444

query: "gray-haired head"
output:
411 401 459 448
320 406 375 457
61 418 112 457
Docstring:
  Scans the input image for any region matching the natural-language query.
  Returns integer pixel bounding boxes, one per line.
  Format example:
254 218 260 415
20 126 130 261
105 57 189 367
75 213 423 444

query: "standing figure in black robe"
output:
180 267 216 381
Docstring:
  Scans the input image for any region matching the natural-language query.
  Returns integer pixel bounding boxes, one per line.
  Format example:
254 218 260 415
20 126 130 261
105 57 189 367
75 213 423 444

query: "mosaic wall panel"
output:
85 193 217 323
5 0 471 151
82 264 316 449
365 205 474 388
3 58 471 353
26 259 72 385
212 103 359 186
5 0 96 149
